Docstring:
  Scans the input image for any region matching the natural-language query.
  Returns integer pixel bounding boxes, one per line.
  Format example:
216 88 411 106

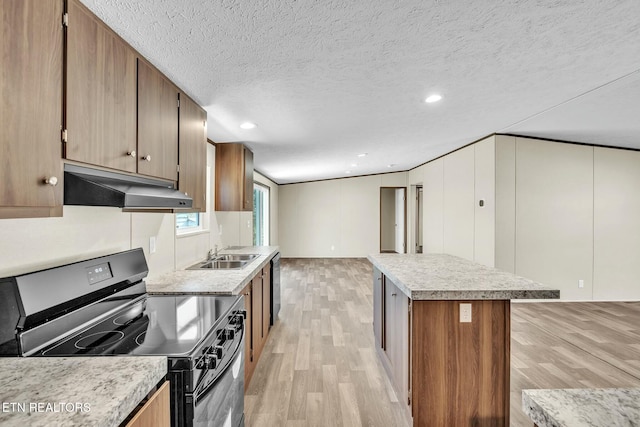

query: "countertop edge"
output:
367 253 560 301
522 390 562 427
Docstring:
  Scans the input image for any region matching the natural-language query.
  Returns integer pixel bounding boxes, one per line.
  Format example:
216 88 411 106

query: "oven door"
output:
188 328 245 427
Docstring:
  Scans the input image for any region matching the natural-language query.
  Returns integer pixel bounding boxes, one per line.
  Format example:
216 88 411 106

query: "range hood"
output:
64 164 192 209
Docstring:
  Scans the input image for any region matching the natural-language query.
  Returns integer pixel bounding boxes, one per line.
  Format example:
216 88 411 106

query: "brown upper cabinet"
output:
137 59 179 182
2 0 207 219
65 0 137 174
178 95 207 211
0 0 64 219
215 143 254 211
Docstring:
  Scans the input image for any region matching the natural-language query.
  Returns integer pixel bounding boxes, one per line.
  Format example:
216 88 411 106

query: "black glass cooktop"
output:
41 294 238 357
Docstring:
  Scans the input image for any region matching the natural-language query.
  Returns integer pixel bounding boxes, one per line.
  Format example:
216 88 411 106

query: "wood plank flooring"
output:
245 258 640 426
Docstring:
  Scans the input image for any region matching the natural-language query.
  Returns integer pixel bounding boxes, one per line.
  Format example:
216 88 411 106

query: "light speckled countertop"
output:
146 246 279 295
523 388 640 427
367 253 559 300
0 356 166 427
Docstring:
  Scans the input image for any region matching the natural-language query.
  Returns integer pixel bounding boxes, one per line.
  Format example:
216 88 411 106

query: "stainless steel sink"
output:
187 254 259 270
214 254 259 262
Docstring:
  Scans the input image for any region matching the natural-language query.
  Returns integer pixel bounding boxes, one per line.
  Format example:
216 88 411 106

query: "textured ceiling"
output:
80 0 640 184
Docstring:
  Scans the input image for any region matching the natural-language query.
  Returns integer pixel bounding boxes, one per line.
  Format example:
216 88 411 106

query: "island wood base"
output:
412 300 511 427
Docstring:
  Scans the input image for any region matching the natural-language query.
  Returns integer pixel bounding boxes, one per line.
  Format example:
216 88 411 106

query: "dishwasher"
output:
270 253 281 325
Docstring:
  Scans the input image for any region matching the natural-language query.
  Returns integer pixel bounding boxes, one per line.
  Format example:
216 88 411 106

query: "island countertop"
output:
523 388 640 427
0 356 166 427
146 246 279 295
367 253 559 300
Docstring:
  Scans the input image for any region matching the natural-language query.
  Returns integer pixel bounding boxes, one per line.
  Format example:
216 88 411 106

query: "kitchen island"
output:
368 253 559 427
523 388 640 427
0 356 167 427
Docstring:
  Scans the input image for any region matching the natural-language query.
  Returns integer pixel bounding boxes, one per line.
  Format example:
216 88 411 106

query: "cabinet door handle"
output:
44 176 58 186
127 150 136 157
142 154 152 162
391 293 397 297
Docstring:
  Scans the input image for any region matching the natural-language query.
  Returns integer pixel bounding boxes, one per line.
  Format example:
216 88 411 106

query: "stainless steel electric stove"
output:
0 248 245 427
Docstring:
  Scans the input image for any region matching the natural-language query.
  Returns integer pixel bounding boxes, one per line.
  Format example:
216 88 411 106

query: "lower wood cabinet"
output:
373 271 511 427
126 381 170 427
242 262 273 390
374 275 411 411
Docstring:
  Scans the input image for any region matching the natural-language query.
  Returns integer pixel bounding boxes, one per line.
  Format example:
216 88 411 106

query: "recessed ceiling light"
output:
345 170 352 174
350 163 357 167
387 164 396 168
425 94 442 103
357 153 367 157
240 122 257 129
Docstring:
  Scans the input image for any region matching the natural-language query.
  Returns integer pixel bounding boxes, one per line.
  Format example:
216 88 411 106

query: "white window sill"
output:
176 229 210 239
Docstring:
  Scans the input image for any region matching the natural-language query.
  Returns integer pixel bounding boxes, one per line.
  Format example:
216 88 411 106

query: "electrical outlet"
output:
460 303 472 323
330 245 335 251
149 236 156 254
578 279 584 288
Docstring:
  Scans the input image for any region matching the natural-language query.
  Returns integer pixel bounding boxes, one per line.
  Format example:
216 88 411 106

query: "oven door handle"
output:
193 323 244 405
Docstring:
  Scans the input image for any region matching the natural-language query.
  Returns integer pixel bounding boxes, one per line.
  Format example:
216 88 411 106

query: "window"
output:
176 166 211 235
253 183 269 246
176 212 200 231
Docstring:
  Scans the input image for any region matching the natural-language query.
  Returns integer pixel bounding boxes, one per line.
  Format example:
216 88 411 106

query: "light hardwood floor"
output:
244 258 640 426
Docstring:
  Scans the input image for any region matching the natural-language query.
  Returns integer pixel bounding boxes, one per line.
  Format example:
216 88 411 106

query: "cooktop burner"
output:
135 331 147 347
40 294 238 357
75 331 125 349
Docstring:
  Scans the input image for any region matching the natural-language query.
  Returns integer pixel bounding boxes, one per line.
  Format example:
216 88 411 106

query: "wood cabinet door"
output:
382 276 396 361
125 381 170 427
262 265 271 341
373 267 383 348
66 0 137 173
215 143 242 211
394 289 410 407
1 0 63 217
251 274 263 362
178 94 207 211
137 59 178 181
241 282 253 390
243 147 254 211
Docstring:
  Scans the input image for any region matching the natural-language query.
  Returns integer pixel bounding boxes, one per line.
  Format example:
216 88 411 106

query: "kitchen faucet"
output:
208 244 227 260
207 245 218 260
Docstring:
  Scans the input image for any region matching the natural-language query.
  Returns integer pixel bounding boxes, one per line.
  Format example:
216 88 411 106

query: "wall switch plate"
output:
578 279 584 288
460 303 472 323
149 236 156 254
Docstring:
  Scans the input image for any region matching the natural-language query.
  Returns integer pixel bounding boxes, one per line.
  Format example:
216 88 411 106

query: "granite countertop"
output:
0 356 166 427
523 388 640 427
367 253 559 300
146 246 279 295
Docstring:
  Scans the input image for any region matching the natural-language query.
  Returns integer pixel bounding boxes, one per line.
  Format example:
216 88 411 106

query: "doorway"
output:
415 185 423 253
380 187 406 253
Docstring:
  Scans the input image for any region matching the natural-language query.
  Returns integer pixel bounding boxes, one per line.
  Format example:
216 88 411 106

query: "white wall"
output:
514 137 594 300
443 146 475 260
278 172 407 257
417 134 640 301
423 158 444 254
592 147 640 300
